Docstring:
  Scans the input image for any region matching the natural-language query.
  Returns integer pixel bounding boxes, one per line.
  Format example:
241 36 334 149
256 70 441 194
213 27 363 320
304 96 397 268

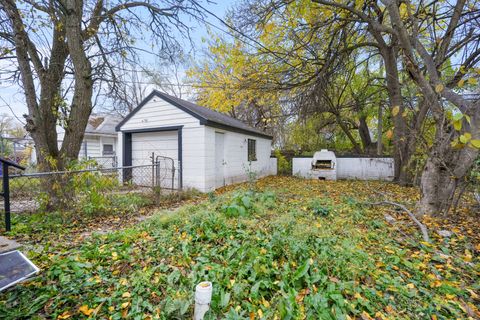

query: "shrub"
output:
222 191 254 217
274 149 291 175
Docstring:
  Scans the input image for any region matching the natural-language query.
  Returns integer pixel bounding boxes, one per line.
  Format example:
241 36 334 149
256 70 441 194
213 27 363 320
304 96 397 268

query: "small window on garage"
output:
103 144 114 156
247 139 257 161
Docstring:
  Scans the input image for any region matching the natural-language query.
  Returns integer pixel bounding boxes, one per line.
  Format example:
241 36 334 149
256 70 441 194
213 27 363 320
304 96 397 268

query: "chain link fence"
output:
88 156 118 168
0 158 180 214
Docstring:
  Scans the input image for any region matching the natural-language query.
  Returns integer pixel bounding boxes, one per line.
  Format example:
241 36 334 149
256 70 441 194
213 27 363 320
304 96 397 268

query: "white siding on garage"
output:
204 126 273 191
120 98 199 130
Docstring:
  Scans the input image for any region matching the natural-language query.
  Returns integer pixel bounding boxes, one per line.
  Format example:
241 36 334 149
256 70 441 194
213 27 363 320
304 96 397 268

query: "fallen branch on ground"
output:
370 200 431 243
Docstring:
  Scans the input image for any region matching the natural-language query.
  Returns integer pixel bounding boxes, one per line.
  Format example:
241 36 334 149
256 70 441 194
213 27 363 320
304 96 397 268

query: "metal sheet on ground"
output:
0 250 39 292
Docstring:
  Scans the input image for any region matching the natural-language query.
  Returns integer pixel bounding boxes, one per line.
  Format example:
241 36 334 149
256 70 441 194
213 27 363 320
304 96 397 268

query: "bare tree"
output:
147 55 189 98
103 60 149 115
0 0 203 172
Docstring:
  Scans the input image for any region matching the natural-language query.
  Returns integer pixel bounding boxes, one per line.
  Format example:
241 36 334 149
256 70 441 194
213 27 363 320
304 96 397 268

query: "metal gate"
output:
154 155 176 190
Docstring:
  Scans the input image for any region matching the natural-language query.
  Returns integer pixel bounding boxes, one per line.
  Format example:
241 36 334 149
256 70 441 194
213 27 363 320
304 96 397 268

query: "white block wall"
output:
293 157 394 181
336 158 394 180
292 158 314 178
269 157 277 176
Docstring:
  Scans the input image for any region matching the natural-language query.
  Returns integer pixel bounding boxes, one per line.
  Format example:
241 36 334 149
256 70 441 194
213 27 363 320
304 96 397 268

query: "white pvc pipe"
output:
193 281 212 320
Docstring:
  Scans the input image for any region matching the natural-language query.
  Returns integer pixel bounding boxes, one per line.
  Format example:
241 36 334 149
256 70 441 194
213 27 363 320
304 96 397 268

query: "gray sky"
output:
0 0 236 125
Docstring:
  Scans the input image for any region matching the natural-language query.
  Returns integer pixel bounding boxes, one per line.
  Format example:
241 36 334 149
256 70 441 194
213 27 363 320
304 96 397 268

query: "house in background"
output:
0 135 35 165
116 90 277 192
78 114 122 165
29 113 122 166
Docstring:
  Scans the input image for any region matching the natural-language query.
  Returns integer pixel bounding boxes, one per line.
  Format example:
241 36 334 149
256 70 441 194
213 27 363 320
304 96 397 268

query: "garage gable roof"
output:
116 90 273 139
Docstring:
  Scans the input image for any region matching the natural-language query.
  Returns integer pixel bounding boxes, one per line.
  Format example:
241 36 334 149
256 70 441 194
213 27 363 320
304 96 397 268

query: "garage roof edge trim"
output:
115 90 273 140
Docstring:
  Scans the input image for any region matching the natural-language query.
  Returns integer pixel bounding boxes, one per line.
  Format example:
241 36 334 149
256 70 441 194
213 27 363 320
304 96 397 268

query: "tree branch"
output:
371 200 431 243
311 0 396 34
435 0 467 65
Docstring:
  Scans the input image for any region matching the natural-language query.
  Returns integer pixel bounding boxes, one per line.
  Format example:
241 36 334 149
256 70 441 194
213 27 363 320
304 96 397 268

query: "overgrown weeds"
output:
0 177 478 319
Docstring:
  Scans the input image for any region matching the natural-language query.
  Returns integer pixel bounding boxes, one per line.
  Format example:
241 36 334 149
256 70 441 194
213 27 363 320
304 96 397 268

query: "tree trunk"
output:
382 47 413 185
417 119 479 215
358 115 375 154
62 0 94 162
377 104 383 156
335 114 363 154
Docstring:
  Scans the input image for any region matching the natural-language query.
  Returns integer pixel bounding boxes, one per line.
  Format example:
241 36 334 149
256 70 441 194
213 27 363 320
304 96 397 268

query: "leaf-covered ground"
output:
1 177 479 319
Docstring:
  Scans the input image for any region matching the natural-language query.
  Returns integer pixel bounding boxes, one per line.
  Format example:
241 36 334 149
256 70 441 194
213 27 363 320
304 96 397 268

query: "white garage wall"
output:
204 126 274 192
182 126 207 191
292 157 394 181
119 97 200 130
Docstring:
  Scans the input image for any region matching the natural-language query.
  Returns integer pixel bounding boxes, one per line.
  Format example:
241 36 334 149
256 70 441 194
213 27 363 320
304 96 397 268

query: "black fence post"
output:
0 157 25 232
2 162 10 232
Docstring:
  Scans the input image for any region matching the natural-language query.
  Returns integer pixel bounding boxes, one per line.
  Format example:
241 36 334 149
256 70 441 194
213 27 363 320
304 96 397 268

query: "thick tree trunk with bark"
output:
382 47 414 185
2 0 71 171
1 0 199 210
418 116 479 215
62 0 94 163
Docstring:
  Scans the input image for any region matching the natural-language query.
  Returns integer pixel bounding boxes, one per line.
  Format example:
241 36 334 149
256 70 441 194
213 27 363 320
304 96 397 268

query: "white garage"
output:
116 90 277 192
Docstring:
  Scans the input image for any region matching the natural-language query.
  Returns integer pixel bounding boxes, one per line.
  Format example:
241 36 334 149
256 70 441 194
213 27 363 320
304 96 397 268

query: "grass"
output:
0 177 479 319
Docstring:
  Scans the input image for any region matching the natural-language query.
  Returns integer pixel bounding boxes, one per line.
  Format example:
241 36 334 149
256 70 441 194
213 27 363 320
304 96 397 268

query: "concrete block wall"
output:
292 157 394 181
